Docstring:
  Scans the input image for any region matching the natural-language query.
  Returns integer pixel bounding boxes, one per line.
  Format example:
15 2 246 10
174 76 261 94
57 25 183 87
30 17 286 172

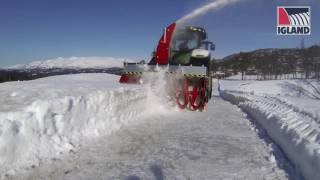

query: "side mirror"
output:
201 41 215 51
139 60 146 64
211 44 216 51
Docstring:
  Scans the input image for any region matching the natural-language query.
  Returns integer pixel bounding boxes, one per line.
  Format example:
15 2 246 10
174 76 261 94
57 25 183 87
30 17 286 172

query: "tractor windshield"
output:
172 31 201 51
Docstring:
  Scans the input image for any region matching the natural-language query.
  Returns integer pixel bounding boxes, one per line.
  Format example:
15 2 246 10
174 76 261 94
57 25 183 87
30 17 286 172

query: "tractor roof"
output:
175 26 207 40
187 26 206 33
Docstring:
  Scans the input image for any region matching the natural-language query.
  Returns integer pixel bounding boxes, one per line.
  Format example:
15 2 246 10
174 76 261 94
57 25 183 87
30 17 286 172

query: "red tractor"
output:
119 23 215 111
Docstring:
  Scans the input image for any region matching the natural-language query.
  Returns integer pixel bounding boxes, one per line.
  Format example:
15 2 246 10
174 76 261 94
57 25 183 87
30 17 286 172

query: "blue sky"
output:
0 0 319 66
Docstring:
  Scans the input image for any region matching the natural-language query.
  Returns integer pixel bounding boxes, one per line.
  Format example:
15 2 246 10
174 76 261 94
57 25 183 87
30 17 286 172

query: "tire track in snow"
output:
220 90 318 180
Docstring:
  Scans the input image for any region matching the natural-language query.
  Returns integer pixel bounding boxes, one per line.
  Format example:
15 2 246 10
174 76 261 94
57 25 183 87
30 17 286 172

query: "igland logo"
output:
277 6 311 35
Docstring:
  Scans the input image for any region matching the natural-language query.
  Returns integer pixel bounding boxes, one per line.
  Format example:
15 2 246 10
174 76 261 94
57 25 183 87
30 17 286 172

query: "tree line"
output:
212 45 320 80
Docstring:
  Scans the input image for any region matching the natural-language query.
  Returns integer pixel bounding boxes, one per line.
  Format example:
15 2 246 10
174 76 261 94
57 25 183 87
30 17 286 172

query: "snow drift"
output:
0 74 148 175
219 79 320 180
7 57 127 69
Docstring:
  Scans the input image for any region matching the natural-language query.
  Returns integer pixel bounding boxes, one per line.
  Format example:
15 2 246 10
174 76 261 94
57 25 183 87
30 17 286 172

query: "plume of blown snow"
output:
140 66 184 114
177 0 242 25
141 69 171 114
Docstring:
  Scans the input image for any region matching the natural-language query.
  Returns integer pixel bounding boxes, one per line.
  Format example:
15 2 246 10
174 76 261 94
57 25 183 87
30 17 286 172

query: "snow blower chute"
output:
119 23 214 111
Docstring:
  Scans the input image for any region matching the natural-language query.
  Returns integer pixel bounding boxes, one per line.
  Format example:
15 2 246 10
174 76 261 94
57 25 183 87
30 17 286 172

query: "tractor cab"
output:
170 26 214 68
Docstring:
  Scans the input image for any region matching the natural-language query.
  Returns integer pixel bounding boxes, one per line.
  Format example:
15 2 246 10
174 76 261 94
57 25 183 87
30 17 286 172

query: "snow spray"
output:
141 67 173 113
176 0 242 25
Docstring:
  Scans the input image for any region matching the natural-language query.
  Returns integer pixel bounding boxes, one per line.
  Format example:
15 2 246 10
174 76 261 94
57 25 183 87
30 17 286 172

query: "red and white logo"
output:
277 6 311 35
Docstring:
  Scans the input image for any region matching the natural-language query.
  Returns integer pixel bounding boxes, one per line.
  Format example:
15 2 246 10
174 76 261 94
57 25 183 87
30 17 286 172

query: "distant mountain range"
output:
2 46 320 83
0 57 131 83
5 57 127 69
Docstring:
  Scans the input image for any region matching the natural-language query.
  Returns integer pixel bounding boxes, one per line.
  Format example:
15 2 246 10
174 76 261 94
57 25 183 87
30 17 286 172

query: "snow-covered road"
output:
14 99 289 180
0 74 299 179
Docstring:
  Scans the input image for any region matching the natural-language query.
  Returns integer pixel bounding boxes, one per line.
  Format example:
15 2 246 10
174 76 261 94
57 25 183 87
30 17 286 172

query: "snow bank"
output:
7 57 127 69
0 74 148 175
219 79 320 180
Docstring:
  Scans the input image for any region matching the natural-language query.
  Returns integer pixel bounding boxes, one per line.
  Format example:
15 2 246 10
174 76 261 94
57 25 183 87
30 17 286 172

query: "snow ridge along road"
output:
220 79 320 180
0 74 147 176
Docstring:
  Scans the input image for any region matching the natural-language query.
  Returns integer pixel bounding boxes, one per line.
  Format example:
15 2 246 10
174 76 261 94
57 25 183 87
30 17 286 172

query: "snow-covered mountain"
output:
7 57 128 69
1 57 130 83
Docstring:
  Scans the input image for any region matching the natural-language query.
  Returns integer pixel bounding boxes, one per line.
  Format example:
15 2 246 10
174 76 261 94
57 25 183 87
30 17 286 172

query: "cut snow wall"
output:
0 87 147 174
220 90 320 180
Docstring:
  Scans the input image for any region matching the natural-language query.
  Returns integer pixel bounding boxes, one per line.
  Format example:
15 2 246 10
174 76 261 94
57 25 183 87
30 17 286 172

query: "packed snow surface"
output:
0 74 292 179
220 77 320 180
7 57 126 69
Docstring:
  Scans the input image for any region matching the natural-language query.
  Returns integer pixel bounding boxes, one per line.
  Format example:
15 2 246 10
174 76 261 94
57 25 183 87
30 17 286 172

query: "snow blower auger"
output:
119 23 215 111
